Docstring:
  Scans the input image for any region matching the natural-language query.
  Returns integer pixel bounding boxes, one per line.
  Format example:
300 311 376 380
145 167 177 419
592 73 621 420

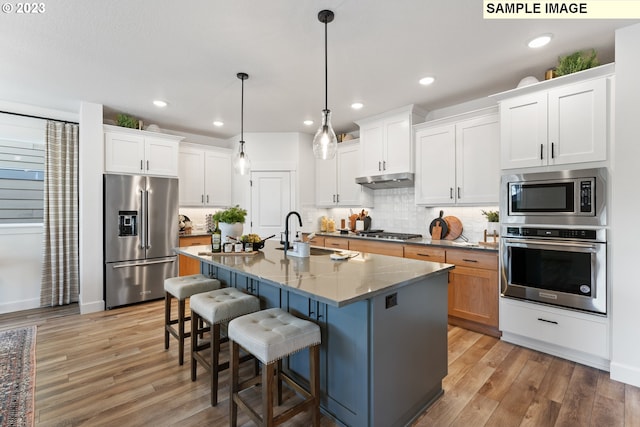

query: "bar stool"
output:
190 287 260 406
228 307 321 427
164 274 220 365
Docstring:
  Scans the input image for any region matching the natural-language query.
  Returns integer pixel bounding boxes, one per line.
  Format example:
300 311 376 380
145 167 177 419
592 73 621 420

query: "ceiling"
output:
0 1 636 141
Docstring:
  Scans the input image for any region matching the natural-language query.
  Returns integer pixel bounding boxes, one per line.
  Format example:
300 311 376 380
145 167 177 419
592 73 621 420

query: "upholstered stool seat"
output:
190 287 260 406
164 274 220 365
228 307 321 427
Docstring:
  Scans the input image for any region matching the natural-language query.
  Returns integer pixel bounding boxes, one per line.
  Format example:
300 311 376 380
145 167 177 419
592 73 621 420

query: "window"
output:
0 113 46 224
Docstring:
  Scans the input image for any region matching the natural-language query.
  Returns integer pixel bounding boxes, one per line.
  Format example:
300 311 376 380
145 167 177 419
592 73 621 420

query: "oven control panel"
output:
506 227 596 240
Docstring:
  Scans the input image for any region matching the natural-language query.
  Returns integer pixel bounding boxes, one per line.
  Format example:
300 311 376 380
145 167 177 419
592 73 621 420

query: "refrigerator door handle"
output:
139 189 146 250
112 258 177 269
144 190 150 249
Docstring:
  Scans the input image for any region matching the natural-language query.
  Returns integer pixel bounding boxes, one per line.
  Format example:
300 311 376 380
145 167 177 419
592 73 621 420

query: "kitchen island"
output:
175 241 454 427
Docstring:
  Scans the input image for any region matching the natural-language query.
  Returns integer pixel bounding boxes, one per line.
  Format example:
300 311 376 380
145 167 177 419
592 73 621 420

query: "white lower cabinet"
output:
500 297 609 370
178 144 231 207
415 111 499 205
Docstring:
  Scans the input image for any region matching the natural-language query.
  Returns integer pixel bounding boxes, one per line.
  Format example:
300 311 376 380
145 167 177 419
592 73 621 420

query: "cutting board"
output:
443 216 463 240
431 223 442 240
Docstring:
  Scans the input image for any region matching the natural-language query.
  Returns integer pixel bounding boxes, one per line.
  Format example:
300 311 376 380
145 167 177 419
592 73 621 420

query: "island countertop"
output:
175 240 454 307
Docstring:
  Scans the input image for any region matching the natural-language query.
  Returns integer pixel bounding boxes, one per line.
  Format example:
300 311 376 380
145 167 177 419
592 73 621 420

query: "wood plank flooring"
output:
1 300 638 426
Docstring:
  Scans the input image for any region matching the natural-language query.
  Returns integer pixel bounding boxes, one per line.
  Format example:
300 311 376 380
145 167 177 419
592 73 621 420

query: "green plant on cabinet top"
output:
212 205 247 224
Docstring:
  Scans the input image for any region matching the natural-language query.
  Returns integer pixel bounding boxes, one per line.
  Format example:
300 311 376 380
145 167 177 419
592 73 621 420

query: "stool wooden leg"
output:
164 292 171 350
310 344 320 427
210 323 220 406
178 299 186 365
263 362 275 427
230 340 239 427
191 310 199 381
276 359 283 406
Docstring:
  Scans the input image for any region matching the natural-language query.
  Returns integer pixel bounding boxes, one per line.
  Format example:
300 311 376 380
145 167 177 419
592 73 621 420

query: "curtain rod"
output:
0 110 79 125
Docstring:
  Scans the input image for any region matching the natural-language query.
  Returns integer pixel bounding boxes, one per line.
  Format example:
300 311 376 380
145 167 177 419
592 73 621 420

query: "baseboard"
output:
610 361 640 388
0 298 40 314
80 300 105 314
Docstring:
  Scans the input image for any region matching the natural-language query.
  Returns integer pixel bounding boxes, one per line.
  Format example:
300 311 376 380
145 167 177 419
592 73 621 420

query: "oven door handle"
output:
504 238 600 251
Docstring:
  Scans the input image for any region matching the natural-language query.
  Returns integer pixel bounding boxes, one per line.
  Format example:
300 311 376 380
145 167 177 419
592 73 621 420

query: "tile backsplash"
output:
323 187 499 244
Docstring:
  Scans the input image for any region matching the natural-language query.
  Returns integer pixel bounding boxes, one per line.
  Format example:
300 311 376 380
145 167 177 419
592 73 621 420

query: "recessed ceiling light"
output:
528 34 553 48
153 100 168 108
419 76 435 86
351 102 364 110
303 120 314 126
213 121 224 127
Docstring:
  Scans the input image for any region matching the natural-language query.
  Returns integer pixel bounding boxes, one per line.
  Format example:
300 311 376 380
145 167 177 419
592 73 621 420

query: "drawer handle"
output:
537 317 558 325
462 258 478 263
416 253 431 257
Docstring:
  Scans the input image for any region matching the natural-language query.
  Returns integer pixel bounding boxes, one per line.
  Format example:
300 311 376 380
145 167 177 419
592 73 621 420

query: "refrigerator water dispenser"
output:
118 210 138 236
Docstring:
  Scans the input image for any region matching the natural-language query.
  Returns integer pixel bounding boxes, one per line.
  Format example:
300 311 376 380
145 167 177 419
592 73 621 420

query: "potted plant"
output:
212 205 247 242
555 49 599 76
481 210 500 236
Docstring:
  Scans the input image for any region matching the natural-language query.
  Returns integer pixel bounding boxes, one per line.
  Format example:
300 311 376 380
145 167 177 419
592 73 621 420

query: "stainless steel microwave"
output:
501 168 607 226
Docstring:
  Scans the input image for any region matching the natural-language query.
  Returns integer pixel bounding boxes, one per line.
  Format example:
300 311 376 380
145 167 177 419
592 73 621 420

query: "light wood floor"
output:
2 300 639 426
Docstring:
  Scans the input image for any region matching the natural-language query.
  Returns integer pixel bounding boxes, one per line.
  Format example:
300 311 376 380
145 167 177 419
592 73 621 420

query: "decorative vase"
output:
487 222 500 236
219 222 243 243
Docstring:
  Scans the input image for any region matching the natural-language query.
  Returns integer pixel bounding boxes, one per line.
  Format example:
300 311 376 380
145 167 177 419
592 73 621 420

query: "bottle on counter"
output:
320 216 328 232
211 221 221 253
327 217 336 233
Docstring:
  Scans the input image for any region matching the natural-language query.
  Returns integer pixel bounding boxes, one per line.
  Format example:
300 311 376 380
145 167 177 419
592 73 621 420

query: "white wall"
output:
610 23 640 387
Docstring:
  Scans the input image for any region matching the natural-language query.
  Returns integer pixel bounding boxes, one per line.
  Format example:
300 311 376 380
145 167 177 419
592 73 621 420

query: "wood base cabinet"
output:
445 249 499 337
178 235 211 276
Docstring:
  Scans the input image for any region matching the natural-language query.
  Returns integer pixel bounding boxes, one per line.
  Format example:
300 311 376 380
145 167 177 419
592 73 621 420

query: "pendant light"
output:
234 72 251 175
312 9 338 160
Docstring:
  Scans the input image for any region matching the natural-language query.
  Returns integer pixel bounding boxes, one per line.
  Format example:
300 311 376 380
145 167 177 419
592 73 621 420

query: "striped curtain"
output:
40 120 79 307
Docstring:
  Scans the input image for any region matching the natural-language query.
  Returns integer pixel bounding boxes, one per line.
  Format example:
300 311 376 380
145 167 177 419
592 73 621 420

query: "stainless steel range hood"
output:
355 172 414 189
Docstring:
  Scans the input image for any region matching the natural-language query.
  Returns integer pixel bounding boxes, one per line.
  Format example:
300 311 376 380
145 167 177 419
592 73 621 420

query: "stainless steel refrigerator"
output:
103 173 178 309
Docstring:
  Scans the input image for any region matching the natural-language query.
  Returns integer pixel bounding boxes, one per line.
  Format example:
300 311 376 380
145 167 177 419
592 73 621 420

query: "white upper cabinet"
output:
178 144 231 207
315 140 372 207
104 125 182 177
356 105 426 176
498 66 612 169
415 112 500 206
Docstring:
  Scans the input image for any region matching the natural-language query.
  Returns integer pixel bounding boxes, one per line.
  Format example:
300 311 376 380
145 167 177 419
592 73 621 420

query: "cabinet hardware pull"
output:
201 195 204 203
551 142 555 158
417 253 431 257
206 195 209 203
378 161 381 171
383 160 386 170
537 317 558 325
462 258 478 263
450 188 453 199
336 194 340 203
333 194 336 203
457 187 461 199
540 144 543 160
140 160 143 170
146 160 149 170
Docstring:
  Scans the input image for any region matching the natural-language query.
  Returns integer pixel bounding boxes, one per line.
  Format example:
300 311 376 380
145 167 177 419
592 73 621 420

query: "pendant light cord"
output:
324 18 328 111
240 77 244 143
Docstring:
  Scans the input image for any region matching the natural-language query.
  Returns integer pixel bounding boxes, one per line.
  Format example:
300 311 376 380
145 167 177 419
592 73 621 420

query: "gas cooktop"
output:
356 230 423 241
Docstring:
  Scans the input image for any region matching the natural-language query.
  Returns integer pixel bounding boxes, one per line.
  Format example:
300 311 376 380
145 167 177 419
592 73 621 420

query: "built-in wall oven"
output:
500 168 608 315
501 226 606 315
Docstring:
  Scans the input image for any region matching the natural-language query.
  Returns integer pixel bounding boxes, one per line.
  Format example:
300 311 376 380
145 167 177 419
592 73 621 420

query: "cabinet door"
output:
144 137 179 176
455 115 500 204
500 92 548 169
448 265 498 328
178 235 210 276
414 124 456 205
325 237 349 250
178 148 205 206
359 122 384 176
105 132 145 174
315 155 337 207
383 114 412 174
548 78 607 165
204 150 231 206
336 143 363 206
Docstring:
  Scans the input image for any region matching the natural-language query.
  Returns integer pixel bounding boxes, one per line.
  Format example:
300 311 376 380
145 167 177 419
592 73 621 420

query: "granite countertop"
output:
175 240 453 307
314 231 499 252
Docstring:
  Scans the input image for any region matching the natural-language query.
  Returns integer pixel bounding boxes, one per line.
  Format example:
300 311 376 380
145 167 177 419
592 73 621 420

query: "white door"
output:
250 171 292 240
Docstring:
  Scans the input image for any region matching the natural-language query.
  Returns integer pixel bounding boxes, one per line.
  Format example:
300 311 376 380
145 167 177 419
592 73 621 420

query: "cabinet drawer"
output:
500 299 609 359
179 235 211 247
307 236 325 247
348 239 403 257
325 237 349 250
446 249 497 270
403 245 446 262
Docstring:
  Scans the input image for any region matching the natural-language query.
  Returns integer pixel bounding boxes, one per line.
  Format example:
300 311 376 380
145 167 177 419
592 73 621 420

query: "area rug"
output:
0 326 36 427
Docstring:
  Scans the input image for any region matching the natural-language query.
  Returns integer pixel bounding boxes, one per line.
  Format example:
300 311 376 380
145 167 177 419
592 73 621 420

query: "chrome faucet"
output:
284 211 302 254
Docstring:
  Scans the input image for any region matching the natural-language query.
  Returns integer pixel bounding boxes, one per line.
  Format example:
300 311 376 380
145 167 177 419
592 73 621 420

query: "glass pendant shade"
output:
233 141 251 175
312 109 337 160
